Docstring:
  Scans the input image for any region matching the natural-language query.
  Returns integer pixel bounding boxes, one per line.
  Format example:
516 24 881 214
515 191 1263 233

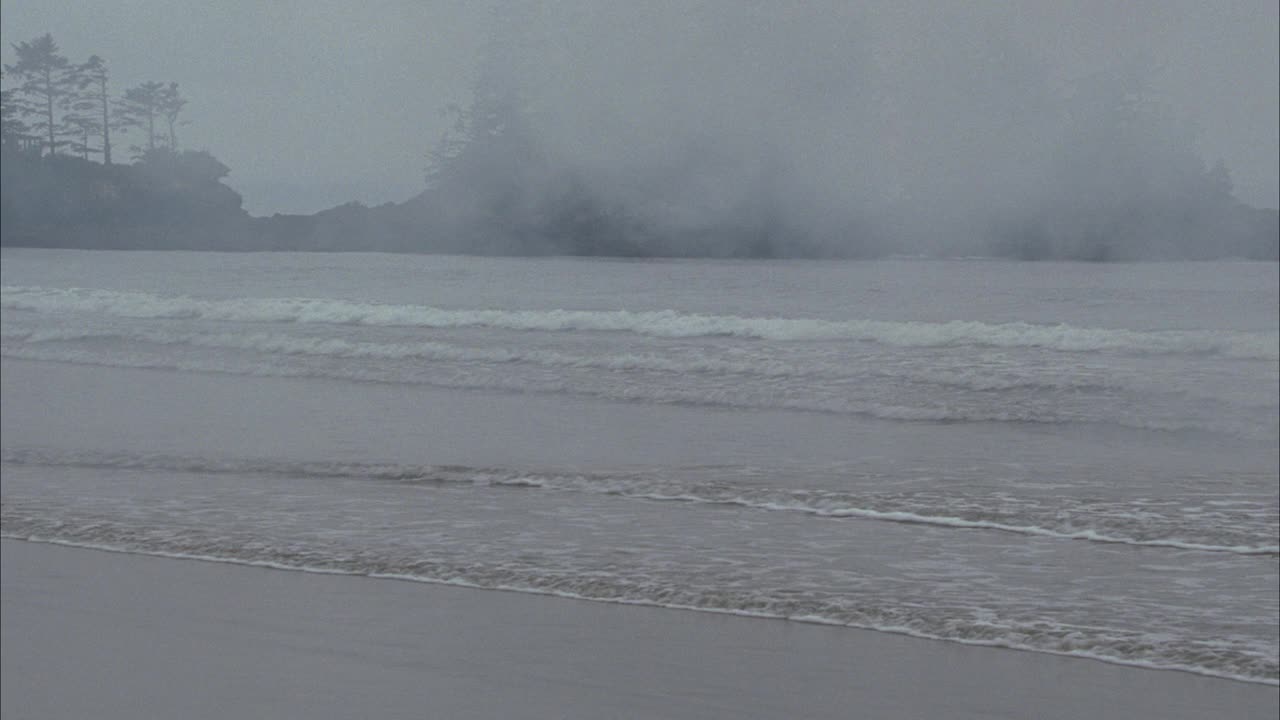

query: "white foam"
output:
4 533 1275 687
5 285 1276 358
0 324 1149 395
5 448 1274 555
503 476 1279 555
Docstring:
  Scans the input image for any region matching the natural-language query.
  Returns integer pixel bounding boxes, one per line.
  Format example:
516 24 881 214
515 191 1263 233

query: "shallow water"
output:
2 248 1276 683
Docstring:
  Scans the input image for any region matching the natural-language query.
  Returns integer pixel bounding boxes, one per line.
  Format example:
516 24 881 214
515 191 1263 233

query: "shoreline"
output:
4 538 1277 719
7 533 1276 688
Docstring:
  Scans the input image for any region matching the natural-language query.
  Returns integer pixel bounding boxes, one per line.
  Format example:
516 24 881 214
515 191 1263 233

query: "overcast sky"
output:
3 0 1276 215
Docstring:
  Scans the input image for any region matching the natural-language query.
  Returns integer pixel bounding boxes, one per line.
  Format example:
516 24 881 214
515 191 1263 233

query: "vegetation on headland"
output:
1 31 1276 260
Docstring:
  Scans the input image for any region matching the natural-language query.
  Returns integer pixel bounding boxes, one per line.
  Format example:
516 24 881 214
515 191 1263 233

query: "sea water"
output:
2 248 1276 683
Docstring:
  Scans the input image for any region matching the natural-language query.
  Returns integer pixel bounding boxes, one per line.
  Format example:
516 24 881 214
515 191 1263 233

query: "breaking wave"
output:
5 448 1274 555
5 286 1275 358
0 324 1128 392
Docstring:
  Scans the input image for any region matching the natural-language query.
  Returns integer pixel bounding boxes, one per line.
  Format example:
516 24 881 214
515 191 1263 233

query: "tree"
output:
63 115 101 160
116 81 166 155
1022 58 1243 259
1 69 37 152
72 55 114 164
4 34 76 156
157 82 187 151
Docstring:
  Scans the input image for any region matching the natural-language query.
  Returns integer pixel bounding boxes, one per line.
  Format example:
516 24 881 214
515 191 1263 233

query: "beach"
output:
3 250 1277 716
2 0 1278 713
5 539 1277 720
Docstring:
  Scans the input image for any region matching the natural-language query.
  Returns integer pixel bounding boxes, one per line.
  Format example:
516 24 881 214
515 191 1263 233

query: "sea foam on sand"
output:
3 539 1275 720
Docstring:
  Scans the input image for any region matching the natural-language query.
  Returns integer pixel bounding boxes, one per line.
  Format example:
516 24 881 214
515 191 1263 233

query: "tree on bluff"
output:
117 81 186 156
4 34 77 156
158 82 187 151
1 69 38 152
421 3 646 256
69 55 115 164
978 57 1257 261
116 81 165 155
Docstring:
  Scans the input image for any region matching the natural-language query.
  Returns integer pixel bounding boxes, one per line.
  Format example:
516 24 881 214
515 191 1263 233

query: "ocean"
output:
1 248 1276 685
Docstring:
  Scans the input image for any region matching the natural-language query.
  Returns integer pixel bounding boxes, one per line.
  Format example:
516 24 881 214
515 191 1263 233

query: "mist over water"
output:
2 1 1275 258
414 1 1276 260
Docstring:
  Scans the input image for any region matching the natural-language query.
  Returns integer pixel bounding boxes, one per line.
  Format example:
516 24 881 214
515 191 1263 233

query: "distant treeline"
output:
2 34 187 163
2 31 1276 260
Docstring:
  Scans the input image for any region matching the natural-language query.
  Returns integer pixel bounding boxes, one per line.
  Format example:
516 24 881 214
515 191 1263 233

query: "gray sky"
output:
3 0 1276 215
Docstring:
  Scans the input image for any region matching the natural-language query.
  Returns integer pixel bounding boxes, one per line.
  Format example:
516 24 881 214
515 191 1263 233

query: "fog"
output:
5 3 1280 709
2 0 1277 258
417 0 1277 258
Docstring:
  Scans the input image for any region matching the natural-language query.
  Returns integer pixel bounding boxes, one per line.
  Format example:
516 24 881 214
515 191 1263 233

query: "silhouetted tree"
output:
63 115 101 160
980 58 1249 260
71 55 114 164
157 82 187 151
116 81 166 155
4 34 76 156
1 70 37 152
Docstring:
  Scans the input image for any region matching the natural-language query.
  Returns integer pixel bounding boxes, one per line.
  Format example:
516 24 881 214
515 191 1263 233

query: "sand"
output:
2 539 1275 719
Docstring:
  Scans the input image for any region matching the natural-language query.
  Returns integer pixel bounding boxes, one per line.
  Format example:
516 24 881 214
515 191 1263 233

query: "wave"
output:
9 323 1276 427
1 325 809 378
0 324 1139 393
5 448 1274 555
5 343 1265 439
509 476 1279 554
2 529 1274 686
5 286 1275 359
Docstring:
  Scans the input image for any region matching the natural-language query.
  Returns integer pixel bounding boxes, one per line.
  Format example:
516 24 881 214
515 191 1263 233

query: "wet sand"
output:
3 539 1275 719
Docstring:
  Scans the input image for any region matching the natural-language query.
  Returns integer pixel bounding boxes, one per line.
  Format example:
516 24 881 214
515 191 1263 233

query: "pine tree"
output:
73 55 114 163
63 115 101 160
1 70 36 152
157 82 187 151
116 81 166 155
4 34 76 156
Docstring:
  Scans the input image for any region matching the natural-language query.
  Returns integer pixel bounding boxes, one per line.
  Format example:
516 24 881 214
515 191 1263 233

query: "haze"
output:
2 0 1276 218
5 2 1280 715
